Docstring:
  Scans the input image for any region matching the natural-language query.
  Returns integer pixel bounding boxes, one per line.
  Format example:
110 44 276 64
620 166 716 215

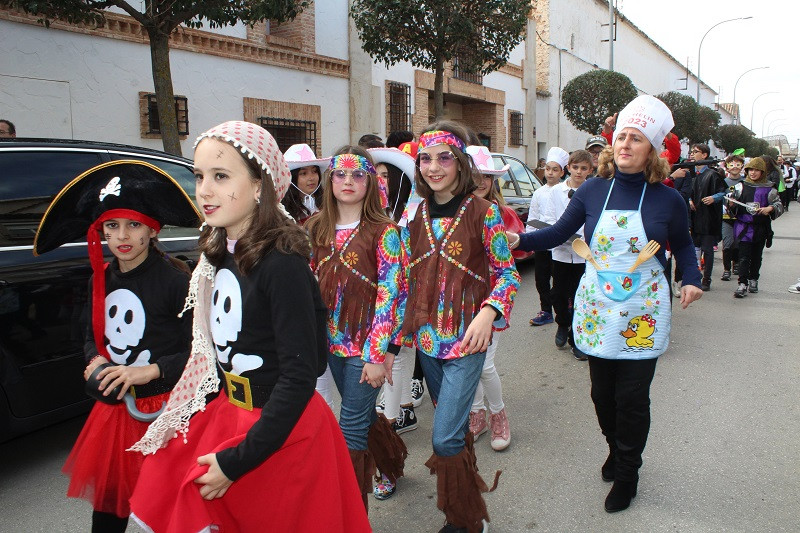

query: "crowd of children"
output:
36 110 795 532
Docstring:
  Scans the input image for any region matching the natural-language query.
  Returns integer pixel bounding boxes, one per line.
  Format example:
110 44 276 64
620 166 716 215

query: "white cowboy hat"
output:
367 147 416 179
283 143 331 175
466 145 509 176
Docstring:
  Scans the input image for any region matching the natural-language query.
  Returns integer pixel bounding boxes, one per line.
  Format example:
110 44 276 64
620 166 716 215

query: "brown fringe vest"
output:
402 195 492 337
314 221 390 352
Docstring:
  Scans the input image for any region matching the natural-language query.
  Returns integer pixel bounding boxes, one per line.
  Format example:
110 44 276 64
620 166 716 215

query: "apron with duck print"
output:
572 181 670 360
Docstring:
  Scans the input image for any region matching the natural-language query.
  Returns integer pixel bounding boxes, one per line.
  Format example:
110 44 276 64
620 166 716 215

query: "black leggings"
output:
737 236 767 283
588 356 658 483
92 511 128 533
533 250 554 313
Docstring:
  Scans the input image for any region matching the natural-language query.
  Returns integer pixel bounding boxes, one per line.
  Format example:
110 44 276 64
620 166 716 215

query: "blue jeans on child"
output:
418 349 486 457
327 354 380 450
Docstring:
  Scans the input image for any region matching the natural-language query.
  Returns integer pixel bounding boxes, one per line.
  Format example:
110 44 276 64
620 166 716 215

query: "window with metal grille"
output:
509 111 524 146
258 117 318 154
145 94 189 135
387 82 411 133
452 57 483 85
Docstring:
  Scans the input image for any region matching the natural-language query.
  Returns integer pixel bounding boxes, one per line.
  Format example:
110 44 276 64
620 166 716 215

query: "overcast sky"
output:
616 0 800 146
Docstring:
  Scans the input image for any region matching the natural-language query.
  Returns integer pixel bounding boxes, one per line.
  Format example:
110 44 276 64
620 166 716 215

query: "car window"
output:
492 156 518 198
0 151 105 246
505 158 536 197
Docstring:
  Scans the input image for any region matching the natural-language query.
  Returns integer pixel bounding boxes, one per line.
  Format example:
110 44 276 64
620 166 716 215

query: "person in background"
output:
728 157 784 298
358 134 385 149
527 147 568 327
778 156 795 211
549 149 592 360
585 135 608 175
386 130 414 149
282 143 329 224
465 145 518 452
0 119 16 138
687 144 726 291
509 95 702 514
720 154 746 281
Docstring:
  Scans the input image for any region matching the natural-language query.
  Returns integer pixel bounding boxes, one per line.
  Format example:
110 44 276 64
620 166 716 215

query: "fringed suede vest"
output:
403 195 491 337
314 221 388 351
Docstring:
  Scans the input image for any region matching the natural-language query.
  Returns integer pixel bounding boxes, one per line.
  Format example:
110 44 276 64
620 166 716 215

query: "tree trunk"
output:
433 56 445 120
147 29 182 156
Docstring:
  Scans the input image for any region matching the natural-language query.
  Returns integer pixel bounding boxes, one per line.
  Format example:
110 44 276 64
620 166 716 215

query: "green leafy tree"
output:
713 124 754 155
3 0 307 155
693 105 720 145
561 70 637 134
747 138 770 158
351 0 531 120
656 91 699 143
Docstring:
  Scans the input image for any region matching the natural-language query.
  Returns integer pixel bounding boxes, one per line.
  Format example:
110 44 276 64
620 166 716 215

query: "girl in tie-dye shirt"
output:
400 122 519 532
306 145 407 513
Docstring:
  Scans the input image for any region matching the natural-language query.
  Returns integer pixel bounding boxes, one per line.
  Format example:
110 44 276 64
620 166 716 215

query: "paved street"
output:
2 209 799 532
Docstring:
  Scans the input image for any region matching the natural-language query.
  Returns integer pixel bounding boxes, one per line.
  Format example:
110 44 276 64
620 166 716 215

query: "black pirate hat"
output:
33 160 202 362
34 160 201 255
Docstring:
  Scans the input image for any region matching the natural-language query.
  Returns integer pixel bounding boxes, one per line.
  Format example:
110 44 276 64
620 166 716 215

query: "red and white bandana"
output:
195 121 292 203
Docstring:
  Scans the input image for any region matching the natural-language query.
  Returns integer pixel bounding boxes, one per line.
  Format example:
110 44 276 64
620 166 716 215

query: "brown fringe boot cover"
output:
424 432 501 533
367 412 409 484
348 448 376 512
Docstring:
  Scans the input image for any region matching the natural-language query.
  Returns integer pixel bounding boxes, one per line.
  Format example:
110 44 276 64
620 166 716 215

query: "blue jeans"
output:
327 354 380 450
418 350 486 457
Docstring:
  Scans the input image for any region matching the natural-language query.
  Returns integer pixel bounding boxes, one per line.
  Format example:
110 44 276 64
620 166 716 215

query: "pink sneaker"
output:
489 408 511 451
469 409 487 440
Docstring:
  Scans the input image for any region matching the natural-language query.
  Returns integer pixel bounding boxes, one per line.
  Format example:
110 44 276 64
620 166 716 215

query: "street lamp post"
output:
761 109 784 138
750 91 779 131
733 66 769 124
696 16 753 103
768 120 788 136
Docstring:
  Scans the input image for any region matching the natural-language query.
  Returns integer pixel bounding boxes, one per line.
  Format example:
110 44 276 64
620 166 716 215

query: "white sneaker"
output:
788 284 800 294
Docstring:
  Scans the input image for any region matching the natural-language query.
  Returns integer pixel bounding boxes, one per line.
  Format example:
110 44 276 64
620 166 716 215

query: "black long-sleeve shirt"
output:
84 251 192 394
213 250 326 481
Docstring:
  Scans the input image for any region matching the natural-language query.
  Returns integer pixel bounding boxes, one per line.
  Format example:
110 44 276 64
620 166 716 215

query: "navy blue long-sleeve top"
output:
518 170 701 288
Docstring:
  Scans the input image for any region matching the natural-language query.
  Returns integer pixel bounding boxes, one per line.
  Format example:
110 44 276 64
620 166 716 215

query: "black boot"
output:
601 452 615 482
604 480 637 513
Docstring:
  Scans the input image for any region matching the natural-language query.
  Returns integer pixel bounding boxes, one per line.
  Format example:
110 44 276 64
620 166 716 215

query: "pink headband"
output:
418 130 466 152
328 154 377 175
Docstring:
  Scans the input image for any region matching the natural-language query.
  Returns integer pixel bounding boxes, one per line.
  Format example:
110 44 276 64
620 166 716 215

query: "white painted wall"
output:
541 0 719 155
317 0 349 60
0 19 350 156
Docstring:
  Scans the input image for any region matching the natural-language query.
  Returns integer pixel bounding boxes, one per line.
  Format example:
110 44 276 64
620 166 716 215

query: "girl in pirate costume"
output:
305 146 408 511
129 122 369 532
402 122 520 533
33 161 200 533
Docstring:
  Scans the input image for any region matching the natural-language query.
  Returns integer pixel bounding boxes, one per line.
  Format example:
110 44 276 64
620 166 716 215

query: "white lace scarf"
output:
129 254 219 454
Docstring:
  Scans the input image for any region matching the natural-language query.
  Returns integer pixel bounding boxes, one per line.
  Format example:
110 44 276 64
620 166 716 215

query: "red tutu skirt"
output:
130 392 371 533
63 392 169 517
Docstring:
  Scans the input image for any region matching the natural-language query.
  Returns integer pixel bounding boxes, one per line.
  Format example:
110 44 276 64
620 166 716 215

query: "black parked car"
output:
0 138 199 442
491 153 541 223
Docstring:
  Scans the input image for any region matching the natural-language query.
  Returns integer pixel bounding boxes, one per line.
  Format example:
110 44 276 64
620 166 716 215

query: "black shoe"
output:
732 264 739 275
748 279 758 293
604 480 637 513
720 271 731 281
555 326 569 348
701 279 711 291
439 524 468 533
601 452 615 482
392 405 418 434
